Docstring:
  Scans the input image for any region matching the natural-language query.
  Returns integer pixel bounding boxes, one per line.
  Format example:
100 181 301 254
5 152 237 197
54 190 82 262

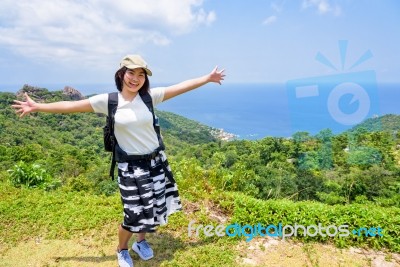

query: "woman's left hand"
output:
208 66 226 85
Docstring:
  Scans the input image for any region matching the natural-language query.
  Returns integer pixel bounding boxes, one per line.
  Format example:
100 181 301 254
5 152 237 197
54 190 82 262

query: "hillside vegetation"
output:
348 114 400 133
0 87 399 266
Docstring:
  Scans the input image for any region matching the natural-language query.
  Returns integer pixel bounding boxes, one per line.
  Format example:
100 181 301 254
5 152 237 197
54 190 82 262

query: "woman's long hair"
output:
114 66 150 95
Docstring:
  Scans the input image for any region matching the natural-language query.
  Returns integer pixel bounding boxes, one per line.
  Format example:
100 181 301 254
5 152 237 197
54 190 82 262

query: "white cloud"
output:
0 0 216 67
271 1 284 13
301 0 341 16
263 16 278 26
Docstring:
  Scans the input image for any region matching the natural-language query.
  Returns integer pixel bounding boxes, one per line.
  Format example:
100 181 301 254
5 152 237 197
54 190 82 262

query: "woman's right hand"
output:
12 93 38 118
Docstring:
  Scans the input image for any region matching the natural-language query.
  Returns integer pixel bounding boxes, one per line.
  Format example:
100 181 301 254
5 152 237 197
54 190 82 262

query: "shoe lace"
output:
120 250 130 259
139 240 151 256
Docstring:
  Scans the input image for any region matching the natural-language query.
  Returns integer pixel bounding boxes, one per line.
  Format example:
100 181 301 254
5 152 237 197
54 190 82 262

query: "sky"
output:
0 0 399 89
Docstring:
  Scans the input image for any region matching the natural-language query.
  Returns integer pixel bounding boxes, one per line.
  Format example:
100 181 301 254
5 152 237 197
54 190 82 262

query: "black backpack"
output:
103 91 164 179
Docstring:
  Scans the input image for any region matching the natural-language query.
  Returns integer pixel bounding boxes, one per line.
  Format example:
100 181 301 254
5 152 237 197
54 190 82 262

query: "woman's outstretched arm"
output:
12 92 94 118
163 66 225 101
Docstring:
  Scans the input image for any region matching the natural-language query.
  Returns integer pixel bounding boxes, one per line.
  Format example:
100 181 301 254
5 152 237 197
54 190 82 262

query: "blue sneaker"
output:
132 240 154 260
117 249 134 267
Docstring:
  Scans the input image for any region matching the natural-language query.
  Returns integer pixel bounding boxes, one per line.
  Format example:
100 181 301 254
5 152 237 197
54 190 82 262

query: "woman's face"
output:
122 68 146 93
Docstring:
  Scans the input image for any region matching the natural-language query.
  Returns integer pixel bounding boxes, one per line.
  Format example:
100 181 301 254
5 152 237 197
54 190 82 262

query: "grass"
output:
0 181 121 244
0 181 239 266
1 180 399 266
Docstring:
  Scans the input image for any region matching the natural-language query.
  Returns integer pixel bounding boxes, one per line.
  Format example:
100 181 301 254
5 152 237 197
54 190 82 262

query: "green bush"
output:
95 179 119 196
316 191 347 205
64 175 95 193
226 192 400 252
7 161 55 189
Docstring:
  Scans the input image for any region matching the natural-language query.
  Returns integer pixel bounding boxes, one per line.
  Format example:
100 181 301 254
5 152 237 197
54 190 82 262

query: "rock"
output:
242 258 257 265
62 86 84 100
16 84 48 99
349 247 363 254
16 84 85 101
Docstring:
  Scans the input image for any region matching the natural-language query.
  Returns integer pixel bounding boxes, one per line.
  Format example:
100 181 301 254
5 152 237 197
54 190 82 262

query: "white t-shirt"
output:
89 87 165 155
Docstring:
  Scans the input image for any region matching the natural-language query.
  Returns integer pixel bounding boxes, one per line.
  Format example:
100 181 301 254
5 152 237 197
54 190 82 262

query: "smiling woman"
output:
11 53 225 267
114 55 151 102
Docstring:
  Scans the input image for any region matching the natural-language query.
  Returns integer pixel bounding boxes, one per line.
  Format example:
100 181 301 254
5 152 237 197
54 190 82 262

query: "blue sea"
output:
2 82 399 139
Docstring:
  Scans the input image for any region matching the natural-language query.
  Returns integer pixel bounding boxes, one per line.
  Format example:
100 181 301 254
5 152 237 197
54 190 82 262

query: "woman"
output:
12 54 225 267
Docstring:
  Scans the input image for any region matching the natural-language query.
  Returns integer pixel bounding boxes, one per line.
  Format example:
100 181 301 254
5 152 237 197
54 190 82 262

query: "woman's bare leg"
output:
118 224 133 250
137 232 146 242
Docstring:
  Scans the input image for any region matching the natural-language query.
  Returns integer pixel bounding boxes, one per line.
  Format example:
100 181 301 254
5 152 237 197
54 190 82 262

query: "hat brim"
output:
125 64 152 76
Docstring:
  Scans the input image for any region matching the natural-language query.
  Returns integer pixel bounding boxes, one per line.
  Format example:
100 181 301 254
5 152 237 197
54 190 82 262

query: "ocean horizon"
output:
2 82 399 140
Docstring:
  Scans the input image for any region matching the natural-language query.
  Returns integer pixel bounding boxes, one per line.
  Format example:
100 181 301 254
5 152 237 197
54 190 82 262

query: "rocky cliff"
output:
62 86 84 100
16 84 85 101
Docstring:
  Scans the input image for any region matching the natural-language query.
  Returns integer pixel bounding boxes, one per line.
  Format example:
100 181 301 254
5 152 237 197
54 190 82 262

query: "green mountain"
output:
347 114 400 133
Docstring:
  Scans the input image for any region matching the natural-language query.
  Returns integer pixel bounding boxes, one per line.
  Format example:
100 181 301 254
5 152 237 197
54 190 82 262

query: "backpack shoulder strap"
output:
140 91 153 111
108 92 118 180
108 92 119 116
140 91 165 150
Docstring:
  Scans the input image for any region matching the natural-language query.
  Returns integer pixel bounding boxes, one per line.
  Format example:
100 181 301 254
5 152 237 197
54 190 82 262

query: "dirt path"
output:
1 235 399 267
237 237 400 267
0 238 117 267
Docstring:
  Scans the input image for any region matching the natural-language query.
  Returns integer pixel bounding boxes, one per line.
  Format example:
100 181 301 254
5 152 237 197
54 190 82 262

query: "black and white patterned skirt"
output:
117 150 182 233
